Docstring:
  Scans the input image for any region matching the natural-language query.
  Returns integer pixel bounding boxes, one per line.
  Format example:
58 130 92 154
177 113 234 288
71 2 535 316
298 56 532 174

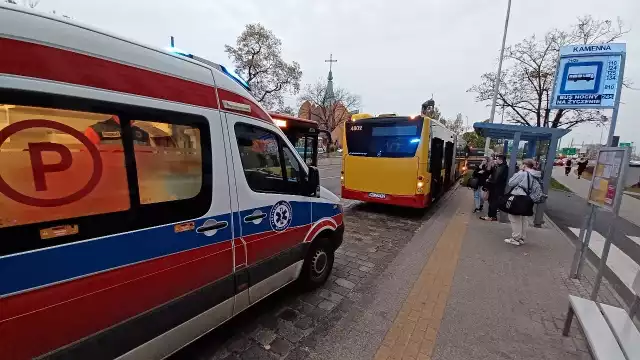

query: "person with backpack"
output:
469 157 491 213
577 157 588 179
564 157 573 176
503 159 543 246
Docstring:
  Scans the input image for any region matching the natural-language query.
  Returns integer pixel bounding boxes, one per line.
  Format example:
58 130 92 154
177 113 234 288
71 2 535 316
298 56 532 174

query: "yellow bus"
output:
341 115 457 208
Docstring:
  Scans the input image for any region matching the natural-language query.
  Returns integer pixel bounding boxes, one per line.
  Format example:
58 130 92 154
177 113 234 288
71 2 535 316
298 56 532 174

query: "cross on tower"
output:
325 53 337 72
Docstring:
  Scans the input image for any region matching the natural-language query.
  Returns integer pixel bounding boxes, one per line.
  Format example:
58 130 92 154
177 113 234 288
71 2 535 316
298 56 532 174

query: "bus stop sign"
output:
550 43 625 109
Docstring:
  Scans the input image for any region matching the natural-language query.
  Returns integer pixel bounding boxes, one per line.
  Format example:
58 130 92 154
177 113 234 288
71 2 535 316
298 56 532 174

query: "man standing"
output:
481 154 508 221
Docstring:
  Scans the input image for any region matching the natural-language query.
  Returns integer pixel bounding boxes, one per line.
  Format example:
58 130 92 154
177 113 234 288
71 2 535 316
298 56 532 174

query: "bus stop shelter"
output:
473 123 570 227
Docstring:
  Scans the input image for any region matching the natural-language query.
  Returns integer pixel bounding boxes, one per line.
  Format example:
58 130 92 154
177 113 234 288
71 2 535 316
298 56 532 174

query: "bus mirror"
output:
306 166 320 196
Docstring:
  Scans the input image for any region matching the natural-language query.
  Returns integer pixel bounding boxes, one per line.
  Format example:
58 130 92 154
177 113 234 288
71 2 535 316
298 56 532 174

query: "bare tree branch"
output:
468 15 630 129
297 78 361 132
225 24 302 110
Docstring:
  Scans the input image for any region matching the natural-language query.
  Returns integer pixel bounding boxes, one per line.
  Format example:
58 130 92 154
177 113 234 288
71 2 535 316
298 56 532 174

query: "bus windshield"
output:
346 118 423 158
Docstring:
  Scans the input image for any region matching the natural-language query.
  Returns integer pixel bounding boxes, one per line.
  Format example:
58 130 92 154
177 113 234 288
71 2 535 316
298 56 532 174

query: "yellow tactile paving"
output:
374 209 469 360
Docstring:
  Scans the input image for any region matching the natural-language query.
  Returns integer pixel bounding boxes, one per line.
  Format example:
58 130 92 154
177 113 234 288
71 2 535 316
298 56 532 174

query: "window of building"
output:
235 123 303 194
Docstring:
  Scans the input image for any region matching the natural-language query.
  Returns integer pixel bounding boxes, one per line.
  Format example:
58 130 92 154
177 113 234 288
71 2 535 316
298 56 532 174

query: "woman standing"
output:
504 159 542 246
471 157 491 213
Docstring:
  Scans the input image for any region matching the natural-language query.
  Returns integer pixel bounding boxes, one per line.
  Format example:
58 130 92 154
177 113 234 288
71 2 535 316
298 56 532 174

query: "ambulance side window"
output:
0 105 131 229
130 120 203 205
234 123 302 195
0 93 212 257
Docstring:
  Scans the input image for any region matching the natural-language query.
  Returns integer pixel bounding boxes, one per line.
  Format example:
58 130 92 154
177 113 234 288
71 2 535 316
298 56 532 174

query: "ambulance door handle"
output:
196 220 228 235
244 211 266 224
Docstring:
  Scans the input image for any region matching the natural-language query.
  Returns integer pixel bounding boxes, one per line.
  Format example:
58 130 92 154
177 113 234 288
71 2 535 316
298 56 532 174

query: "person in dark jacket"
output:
480 154 508 221
471 157 490 213
577 157 588 179
564 158 573 176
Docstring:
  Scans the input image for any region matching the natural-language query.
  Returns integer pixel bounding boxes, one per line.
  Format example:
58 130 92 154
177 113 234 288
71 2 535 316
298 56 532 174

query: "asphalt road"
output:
318 161 342 196
544 189 640 304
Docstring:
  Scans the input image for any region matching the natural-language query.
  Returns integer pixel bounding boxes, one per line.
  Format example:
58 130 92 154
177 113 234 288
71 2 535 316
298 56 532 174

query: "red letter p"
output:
28 142 73 191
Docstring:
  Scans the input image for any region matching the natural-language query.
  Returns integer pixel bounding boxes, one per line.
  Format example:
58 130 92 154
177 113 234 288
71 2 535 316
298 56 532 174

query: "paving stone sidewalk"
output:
170 199 440 360
429 191 624 360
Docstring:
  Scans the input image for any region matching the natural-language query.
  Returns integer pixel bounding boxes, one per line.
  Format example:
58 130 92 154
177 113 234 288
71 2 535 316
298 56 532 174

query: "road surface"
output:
318 158 342 196
545 188 640 305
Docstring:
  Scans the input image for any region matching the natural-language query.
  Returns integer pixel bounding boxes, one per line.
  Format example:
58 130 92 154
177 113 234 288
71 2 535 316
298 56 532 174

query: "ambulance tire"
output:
299 237 334 290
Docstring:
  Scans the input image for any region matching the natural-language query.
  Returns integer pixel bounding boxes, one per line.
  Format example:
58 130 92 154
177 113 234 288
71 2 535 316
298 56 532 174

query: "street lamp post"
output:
485 0 513 154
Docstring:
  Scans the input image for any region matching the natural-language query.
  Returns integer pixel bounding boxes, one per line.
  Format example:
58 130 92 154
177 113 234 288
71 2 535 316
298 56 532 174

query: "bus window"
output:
345 118 423 158
132 120 203 205
294 135 315 166
0 104 130 228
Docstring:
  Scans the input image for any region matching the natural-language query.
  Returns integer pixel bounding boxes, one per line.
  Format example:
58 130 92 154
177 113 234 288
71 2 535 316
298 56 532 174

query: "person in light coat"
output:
504 159 542 246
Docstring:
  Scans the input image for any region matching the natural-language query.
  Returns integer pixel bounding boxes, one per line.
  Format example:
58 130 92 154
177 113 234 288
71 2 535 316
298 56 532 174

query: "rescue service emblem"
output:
270 201 292 232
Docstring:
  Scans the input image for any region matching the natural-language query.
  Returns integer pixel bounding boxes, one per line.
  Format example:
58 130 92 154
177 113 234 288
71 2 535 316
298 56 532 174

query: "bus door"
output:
430 137 444 201
286 129 317 167
444 141 454 189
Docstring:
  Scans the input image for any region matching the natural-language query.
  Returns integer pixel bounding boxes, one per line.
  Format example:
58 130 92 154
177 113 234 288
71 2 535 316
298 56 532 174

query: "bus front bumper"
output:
341 187 429 208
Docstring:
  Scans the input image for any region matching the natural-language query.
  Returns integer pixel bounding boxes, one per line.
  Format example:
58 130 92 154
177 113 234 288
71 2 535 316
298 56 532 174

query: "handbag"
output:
482 189 489 201
467 177 479 189
499 184 534 216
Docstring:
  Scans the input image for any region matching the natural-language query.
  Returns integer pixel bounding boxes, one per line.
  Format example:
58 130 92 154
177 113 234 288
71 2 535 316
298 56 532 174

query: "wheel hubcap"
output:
311 250 328 278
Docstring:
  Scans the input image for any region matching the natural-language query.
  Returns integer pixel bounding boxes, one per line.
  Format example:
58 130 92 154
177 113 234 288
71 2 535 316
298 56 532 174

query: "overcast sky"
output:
34 0 640 147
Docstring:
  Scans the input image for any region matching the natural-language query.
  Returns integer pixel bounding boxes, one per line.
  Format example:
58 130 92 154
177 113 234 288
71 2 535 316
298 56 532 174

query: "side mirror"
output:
306 166 320 197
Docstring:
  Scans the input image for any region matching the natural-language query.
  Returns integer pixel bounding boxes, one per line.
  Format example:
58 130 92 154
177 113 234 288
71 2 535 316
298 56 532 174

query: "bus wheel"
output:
299 238 334 290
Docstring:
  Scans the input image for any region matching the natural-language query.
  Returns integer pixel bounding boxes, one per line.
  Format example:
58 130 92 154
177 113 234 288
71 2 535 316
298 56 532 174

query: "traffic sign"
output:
562 147 577 156
619 142 632 148
551 43 626 109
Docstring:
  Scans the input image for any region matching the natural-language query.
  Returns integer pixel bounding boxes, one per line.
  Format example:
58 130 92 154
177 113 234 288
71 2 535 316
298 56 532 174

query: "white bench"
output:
563 272 640 360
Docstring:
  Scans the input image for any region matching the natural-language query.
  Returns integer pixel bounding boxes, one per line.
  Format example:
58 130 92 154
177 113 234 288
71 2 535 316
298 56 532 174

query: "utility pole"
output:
485 0 512 154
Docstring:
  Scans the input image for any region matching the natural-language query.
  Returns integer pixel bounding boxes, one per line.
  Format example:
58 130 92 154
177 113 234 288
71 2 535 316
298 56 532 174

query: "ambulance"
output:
0 5 344 359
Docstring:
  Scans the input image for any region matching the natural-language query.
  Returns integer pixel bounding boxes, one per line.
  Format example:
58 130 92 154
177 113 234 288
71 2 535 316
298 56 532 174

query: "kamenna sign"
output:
550 43 626 109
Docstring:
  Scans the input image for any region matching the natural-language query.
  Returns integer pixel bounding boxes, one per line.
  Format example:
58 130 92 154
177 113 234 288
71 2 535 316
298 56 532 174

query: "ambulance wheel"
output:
299 238 334 290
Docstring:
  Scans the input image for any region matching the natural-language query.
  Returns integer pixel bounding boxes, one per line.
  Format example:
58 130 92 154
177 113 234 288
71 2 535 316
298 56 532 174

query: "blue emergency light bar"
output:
165 46 193 58
220 65 251 92
165 46 251 92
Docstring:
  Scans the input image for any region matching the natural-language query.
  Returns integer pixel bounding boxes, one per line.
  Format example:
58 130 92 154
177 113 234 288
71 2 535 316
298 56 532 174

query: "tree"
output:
439 113 467 136
297 78 361 132
462 131 486 148
225 24 302 111
275 105 296 116
468 16 629 129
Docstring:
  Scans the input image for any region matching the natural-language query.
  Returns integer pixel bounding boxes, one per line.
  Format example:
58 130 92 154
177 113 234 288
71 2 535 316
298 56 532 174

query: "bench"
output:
563 272 640 360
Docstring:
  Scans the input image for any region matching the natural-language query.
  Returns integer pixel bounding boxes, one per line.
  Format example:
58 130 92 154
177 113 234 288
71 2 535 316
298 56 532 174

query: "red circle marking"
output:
0 119 103 207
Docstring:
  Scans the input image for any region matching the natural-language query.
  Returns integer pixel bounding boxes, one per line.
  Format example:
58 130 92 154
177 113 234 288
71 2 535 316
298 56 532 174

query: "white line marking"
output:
569 227 640 294
627 236 640 247
320 176 341 180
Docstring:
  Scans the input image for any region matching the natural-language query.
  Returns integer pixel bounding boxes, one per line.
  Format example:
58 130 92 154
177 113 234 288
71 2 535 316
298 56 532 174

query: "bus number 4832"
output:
350 125 363 131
